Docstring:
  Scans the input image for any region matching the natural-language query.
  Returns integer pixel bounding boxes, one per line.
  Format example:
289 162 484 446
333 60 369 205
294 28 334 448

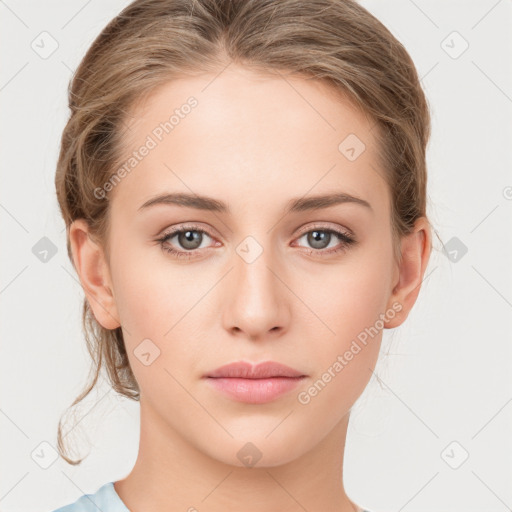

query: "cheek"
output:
303 247 392 372
108 254 193 404
108 244 206 372
296 263 388 419
321 250 390 325
107 245 180 367
109 238 185 326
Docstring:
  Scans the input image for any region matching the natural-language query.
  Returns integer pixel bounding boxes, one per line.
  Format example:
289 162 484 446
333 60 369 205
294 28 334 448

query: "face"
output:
74 65 424 468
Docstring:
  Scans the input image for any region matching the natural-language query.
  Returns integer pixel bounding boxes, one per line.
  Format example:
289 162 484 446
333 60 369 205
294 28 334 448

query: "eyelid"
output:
158 222 217 241
157 221 356 258
158 221 353 242
295 221 354 239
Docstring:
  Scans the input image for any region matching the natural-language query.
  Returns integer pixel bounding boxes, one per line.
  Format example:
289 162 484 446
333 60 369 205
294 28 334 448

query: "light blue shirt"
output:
51 480 373 512
51 482 129 512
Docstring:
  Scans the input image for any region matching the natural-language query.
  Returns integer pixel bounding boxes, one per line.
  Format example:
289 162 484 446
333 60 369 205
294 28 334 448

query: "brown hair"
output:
55 0 435 464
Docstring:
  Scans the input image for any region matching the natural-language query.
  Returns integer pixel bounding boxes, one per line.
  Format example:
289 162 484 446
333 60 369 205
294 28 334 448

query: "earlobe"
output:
69 219 121 330
385 218 432 329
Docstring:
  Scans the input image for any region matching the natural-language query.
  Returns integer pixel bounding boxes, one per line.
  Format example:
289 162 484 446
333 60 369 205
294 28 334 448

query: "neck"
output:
114 399 362 512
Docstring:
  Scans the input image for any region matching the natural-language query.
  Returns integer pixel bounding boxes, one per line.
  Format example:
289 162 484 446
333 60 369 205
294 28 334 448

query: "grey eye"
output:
305 230 333 249
176 230 204 250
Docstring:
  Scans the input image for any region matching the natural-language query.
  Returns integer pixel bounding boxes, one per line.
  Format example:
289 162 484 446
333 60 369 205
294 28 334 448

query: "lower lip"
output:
206 376 305 404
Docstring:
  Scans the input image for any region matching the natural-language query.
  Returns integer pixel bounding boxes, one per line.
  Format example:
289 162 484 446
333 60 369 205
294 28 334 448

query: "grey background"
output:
1 1 511 511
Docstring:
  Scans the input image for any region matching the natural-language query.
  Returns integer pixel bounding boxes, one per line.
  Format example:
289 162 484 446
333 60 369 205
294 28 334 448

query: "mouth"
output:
204 360 307 404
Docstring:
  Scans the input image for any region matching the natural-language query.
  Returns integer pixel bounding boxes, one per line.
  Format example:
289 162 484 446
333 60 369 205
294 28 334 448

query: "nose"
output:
222 238 290 341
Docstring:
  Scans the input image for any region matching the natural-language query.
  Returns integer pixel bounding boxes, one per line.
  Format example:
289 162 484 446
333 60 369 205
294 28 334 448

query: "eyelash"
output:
156 223 356 260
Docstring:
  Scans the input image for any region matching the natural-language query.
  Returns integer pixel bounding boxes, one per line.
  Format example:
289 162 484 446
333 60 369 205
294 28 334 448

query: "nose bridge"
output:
236 233 277 292
223 230 288 338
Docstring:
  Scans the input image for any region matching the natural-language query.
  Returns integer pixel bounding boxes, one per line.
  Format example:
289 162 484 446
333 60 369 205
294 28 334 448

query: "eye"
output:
156 224 216 260
293 225 356 257
156 223 357 261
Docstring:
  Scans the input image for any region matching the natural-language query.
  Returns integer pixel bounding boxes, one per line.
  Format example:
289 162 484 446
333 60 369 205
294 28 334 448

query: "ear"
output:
385 217 432 329
68 219 120 330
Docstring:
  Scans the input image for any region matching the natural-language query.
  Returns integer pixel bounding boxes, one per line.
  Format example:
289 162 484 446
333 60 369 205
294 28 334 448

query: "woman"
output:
52 0 433 510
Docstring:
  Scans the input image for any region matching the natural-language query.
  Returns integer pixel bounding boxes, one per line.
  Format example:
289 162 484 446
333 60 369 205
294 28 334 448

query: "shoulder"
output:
49 481 129 512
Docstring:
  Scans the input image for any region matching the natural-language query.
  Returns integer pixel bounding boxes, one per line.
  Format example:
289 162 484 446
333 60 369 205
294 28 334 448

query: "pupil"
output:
308 230 330 249
180 230 201 249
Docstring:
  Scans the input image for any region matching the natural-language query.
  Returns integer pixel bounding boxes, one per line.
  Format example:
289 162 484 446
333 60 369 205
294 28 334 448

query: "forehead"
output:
110 66 389 219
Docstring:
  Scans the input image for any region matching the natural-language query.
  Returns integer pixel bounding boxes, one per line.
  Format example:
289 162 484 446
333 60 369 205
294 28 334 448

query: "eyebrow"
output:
138 192 372 214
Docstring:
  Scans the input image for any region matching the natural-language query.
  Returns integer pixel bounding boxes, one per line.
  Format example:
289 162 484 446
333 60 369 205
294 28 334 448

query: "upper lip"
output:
206 361 306 379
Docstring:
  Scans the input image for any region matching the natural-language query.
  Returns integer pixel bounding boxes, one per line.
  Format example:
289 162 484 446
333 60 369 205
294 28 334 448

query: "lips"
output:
205 361 307 404
206 360 306 379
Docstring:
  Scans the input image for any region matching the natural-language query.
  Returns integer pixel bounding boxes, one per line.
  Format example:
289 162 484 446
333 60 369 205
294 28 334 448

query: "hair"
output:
55 0 436 464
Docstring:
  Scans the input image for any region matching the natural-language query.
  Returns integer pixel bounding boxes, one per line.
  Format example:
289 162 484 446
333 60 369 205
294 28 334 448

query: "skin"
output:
70 65 431 512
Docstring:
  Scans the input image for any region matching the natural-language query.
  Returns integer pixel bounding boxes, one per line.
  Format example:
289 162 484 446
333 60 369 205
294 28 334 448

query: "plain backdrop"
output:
1 1 511 511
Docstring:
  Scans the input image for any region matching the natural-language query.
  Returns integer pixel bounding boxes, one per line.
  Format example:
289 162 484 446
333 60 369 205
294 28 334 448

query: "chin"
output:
199 426 314 469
